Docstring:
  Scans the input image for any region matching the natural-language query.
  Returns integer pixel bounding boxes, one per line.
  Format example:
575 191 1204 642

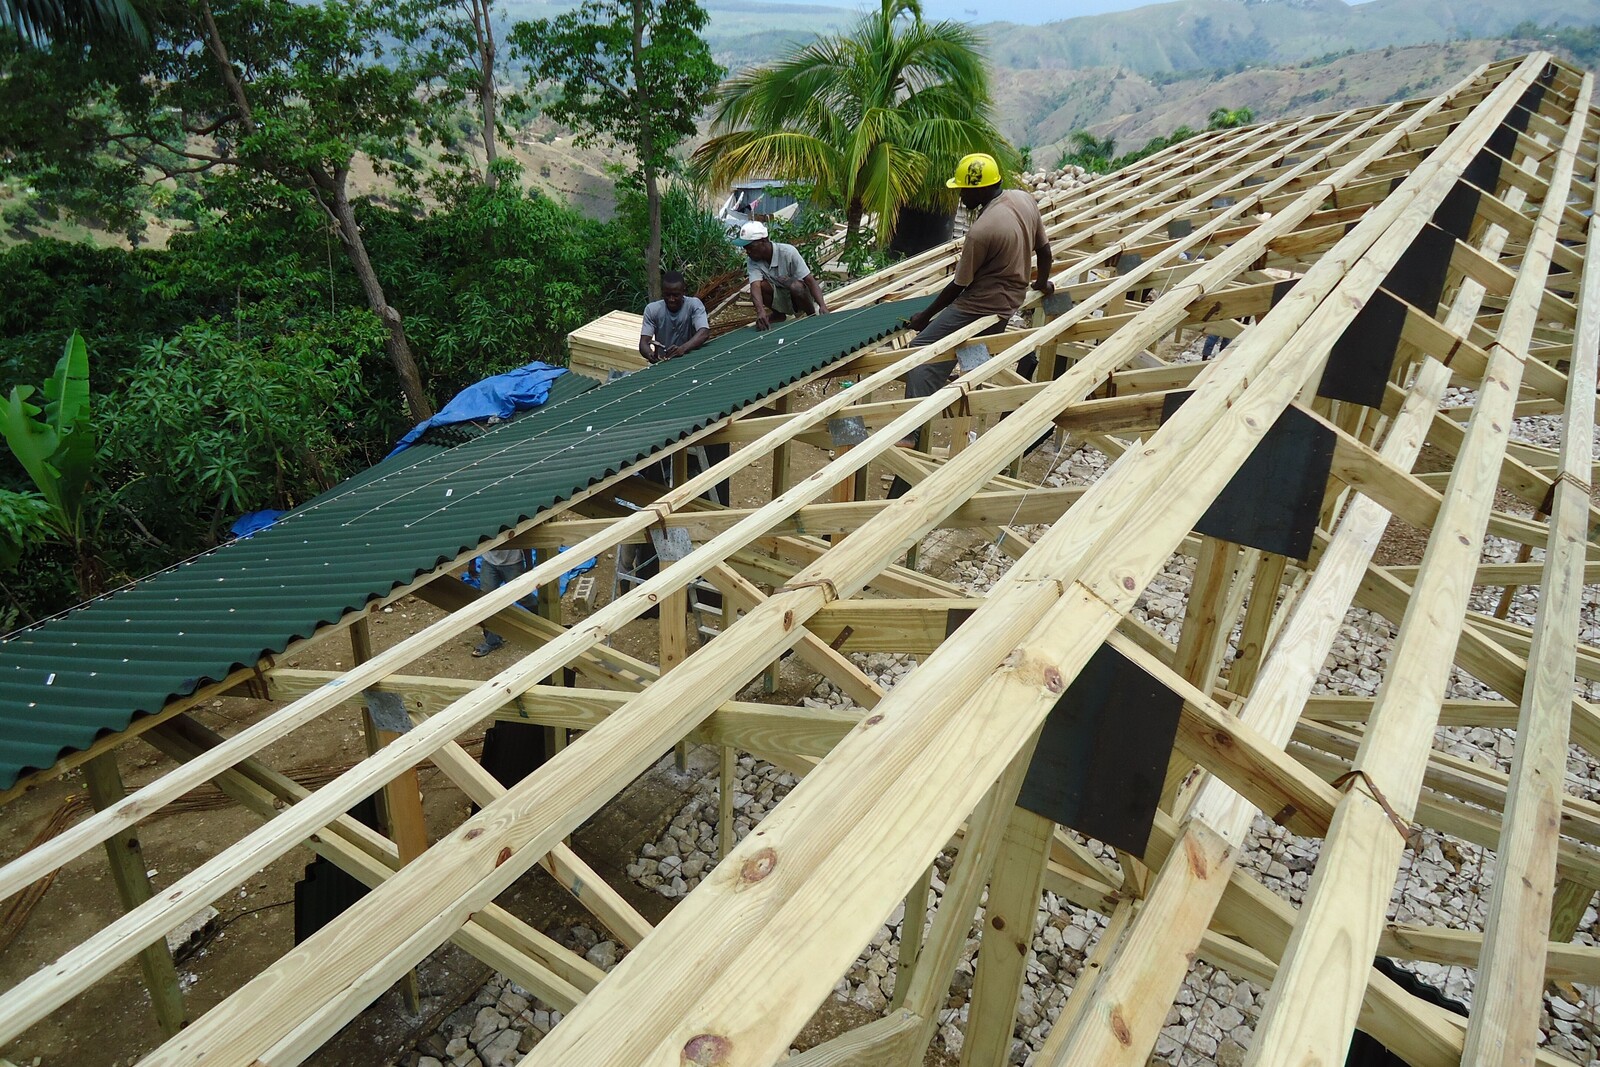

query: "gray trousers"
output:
904 306 1011 398
479 557 527 641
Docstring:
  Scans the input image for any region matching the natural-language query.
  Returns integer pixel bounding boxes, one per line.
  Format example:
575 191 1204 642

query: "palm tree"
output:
1207 106 1254 130
2 0 146 45
692 0 1013 247
1055 130 1116 174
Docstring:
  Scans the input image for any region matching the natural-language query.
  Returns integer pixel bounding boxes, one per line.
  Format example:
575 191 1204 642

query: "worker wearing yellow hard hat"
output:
896 151 1056 449
946 152 1003 190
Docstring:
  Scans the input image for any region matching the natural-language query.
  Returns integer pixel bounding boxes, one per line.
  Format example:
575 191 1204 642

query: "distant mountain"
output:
991 36 1524 166
979 0 1600 74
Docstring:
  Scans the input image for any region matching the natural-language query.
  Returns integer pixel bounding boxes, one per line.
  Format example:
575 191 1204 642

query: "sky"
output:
722 0 1377 27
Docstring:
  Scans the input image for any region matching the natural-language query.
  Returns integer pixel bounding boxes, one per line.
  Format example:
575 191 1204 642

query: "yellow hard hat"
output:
947 152 1002 189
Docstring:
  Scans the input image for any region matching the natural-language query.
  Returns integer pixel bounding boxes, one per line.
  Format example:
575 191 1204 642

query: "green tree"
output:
1055 130 1116 173
103 317 374 542
1207 106 1254 130
405 0 525 192
0 0 457 420
510 0 721 300
692 0 1012 249
1 331 100 596
2 0 145 46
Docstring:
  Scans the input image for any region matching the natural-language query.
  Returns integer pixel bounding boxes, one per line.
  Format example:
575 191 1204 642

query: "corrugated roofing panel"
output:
0 299 922 790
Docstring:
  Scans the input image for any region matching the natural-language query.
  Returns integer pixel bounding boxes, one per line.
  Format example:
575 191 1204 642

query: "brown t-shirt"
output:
952 189 1047 317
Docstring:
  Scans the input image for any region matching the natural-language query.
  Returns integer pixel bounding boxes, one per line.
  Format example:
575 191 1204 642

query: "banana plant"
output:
1 331 102 596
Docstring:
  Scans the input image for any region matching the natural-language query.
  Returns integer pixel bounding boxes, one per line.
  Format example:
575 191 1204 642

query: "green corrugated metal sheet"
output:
0 299 922 790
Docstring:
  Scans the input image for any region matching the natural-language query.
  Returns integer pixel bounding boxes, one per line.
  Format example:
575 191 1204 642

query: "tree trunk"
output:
322 168 435 421
644 163 662 300
472 0 499 191
630 0 661 300
72 539 104 600
845 198 864 252
197 0 432 422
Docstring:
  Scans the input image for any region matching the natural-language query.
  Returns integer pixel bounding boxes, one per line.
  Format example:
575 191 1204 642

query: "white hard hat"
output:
733 220 769 246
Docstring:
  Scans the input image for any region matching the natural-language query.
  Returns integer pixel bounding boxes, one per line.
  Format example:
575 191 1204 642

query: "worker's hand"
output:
907 309 933 333
815 303 829 316
754 309 772 331
661 344 683 360
1033 277 1056 298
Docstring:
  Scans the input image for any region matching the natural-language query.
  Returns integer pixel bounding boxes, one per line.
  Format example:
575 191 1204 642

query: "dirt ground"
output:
0 355 1444 1067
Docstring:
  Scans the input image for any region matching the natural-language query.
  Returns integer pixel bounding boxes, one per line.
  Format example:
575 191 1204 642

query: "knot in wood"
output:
1110 1007 1133 1046
682 1033 733 1065
740 847 778 884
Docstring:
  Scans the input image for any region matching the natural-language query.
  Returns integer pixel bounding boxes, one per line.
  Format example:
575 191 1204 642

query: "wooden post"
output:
660 452 692 770
534 546 568 756
1548 879 1595 942
890 865 934 1011
895 742 1039 1064
960 807 1053 1067
1030 898 1136 1062
1492 512 1542 619
81 753 186 1037
770 393 792 500
1173 536 1242 690
719 745 737 860
831 445 856 504
351 619 427 1013
1228 552 1289 698
763 406 788 692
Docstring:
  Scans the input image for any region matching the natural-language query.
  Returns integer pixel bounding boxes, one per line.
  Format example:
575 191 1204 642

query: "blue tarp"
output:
389 362 568 457
459 547 598 609
230 510 288 539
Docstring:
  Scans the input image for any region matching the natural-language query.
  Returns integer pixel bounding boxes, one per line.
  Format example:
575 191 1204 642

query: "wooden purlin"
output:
1 52 1597 1067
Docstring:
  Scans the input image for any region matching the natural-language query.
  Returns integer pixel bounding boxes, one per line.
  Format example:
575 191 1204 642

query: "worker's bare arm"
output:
806 275 829 314
751 280 772 331
906 280 966 333
1033 241 1055 297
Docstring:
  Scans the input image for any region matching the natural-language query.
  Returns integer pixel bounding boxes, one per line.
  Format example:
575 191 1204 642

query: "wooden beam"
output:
81 753 186 1038
959 806 1052 1067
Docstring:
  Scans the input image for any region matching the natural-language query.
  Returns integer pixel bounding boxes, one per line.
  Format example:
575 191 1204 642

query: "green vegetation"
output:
1510 20 1600 68
0 0 753 623
1054 106 1251 176
0 174 697 622
1 0 146 46
1 332 98 598
692 0 1013 251
510 0 723 300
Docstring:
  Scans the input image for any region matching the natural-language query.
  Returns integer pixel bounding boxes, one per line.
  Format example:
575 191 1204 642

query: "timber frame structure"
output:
4 51 1600 1067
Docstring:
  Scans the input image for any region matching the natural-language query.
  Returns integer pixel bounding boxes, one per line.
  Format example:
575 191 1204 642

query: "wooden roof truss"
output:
3 51 1600 1067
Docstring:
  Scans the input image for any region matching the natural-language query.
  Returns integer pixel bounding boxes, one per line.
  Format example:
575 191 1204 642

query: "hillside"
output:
993 36 1523 165
980 0 1600 74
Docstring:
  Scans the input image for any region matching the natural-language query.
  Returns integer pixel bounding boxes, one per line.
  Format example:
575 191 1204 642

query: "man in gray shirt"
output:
638 271 711 363
734 221 829 331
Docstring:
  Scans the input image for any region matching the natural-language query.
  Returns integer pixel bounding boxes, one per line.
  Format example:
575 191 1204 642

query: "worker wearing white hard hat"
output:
734 220 829 331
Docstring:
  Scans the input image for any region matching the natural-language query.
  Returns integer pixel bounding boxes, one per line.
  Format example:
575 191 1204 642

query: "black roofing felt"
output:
0 299 922 791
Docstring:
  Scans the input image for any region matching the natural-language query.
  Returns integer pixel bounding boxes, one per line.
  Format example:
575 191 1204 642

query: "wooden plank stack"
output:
566 309 647 380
